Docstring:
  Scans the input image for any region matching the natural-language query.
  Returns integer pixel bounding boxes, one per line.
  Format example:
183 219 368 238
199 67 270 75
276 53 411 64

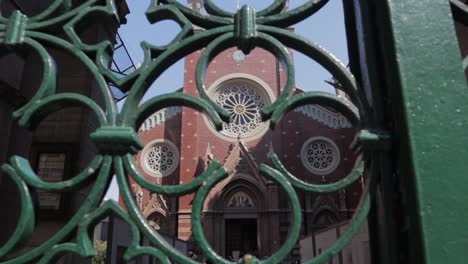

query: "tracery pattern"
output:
213 82 267 138
302 138 339 175
143 141 178 177
227 191 255 208
0 0 380 263
295 104 352 129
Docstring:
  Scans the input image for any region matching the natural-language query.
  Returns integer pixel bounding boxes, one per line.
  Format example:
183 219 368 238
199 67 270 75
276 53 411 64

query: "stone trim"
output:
140 139 179 178
294 104 352 129
139 106 182 132
203 73 276 142
301 136 340 175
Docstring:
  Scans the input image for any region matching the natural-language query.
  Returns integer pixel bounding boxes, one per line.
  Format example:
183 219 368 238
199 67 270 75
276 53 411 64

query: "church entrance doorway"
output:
225 218 258 260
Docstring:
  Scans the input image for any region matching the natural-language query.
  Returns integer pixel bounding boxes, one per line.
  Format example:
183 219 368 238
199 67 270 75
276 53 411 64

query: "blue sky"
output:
105 0 348 200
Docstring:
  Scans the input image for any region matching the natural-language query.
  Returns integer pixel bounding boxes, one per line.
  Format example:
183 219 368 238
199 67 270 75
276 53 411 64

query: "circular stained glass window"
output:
301 137 340 175
141 139 179 177
212 82 269 139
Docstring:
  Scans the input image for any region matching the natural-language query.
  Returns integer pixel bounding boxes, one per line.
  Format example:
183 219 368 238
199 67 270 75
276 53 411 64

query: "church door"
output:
225 219 258 260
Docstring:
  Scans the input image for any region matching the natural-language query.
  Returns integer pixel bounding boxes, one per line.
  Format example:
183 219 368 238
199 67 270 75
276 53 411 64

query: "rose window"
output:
301 137 340 175
141 140 179 177
213 82 268 138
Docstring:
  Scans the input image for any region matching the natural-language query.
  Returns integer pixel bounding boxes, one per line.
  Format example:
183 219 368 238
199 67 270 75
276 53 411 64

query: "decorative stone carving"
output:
295 104 352 129
222 141 258 177
204 143 214 169
234 157 250 174
148 215 163 230
139 106 182 132
227 191 255 208
132 183 144 210
143 193 168 218
203 74 276 142
153 194 162 209
141 139 179 177
301 137 340 175
310 195 340 221
213 82 267 137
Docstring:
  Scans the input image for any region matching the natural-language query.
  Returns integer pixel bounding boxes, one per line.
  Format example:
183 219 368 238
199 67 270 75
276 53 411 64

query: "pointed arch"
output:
226 191 255 209
204 174 267 212
312 208 338 228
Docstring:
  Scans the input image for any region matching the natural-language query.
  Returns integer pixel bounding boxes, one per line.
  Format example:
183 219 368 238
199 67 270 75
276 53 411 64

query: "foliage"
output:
91 240 107 264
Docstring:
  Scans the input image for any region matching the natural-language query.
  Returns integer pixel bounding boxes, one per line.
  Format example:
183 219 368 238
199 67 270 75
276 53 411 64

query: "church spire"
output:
204 143 214 168
205 143 214 160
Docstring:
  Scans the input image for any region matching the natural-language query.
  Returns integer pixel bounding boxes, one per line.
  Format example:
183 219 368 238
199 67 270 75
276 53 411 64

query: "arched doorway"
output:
224 191 258 260
203 176 268 260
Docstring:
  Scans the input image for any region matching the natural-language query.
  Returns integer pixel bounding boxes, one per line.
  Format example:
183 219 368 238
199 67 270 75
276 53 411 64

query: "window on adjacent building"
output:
36 153 66 210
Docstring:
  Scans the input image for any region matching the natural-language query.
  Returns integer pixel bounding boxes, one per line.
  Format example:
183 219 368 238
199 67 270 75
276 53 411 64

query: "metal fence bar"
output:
370 1 468 263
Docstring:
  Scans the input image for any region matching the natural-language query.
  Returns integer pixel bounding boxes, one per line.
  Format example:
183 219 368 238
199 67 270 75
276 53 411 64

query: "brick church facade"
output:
126 1 363 260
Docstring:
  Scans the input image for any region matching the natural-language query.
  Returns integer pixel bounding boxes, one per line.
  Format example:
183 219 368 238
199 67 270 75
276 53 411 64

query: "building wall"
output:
131 43 363 260
0 1 129 263
300 221 370 264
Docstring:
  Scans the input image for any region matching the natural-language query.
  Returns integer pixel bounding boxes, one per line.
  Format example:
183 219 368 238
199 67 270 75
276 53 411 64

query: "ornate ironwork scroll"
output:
0 0 382 263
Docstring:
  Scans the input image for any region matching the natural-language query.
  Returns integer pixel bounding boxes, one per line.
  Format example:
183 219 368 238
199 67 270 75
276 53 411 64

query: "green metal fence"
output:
0 0 467 263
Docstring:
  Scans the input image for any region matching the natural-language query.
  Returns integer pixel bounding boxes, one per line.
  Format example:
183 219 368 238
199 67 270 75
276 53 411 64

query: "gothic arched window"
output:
227 191 255 208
